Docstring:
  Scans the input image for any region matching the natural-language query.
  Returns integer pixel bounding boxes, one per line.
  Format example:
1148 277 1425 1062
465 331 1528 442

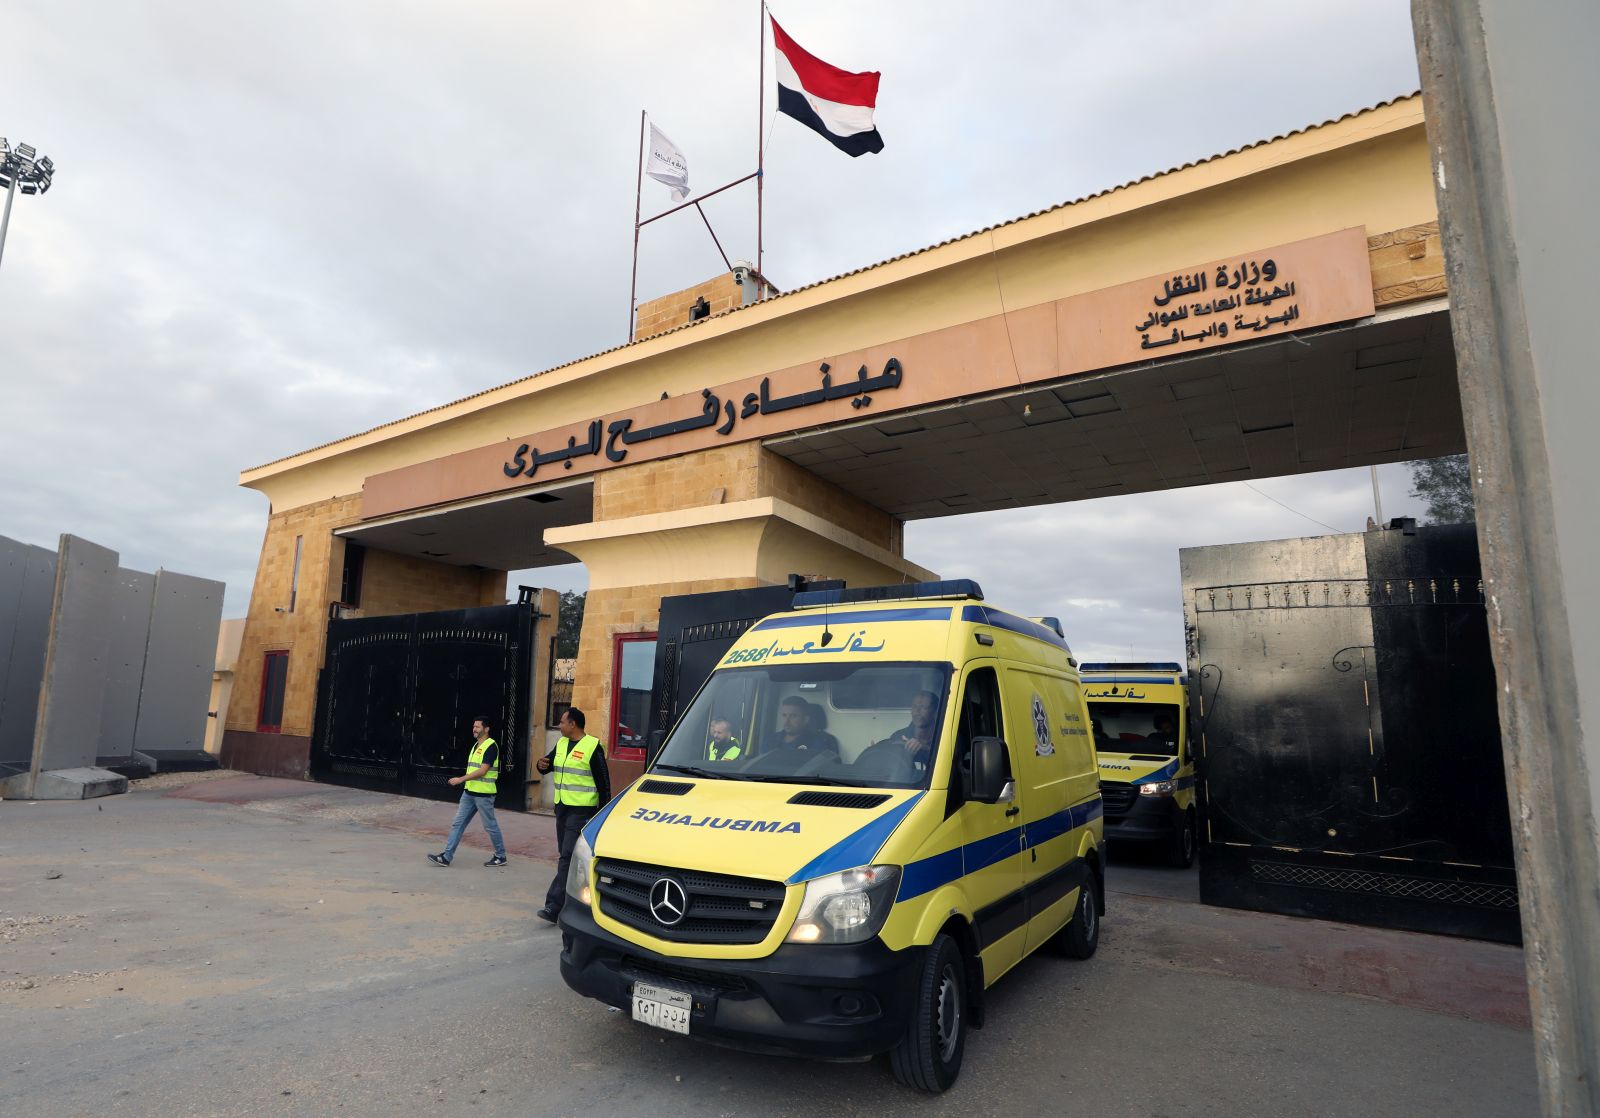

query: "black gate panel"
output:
1182 525 1520 943
312 601 535 811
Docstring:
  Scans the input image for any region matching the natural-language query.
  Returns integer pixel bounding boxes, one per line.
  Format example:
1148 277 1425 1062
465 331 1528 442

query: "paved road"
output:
0 775 1538 1118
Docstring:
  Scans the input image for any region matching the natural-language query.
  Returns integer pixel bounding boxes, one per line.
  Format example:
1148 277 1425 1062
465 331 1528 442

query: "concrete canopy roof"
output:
767 301 1460 519
335 479 592 570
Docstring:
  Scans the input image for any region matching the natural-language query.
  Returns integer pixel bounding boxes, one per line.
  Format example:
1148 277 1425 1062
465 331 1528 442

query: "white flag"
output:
645 123 690 201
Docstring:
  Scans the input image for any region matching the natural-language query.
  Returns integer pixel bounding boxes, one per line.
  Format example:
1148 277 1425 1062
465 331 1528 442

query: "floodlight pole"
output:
0 179 15 271
0 139 56 274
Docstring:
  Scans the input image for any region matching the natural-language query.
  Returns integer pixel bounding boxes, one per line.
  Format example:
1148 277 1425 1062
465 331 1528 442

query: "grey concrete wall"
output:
1475 0 1600 882
97 569 155 760
132 570 224 753
1413 2 1600 1111
32 535 119 775
0 535 57 769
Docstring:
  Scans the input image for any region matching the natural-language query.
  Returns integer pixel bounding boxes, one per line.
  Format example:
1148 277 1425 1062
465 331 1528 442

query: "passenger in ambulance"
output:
855 690 939 780
704 717 743 763
1092 719 1115 750
761 696 829 755
1147 713 1178 748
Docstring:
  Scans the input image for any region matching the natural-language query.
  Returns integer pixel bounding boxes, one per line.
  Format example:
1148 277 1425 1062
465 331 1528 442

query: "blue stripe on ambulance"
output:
1133 760 1181 784
580 785 629 848
750 607 953 631
959 605 1072 652
785 793 924 885
896 796 1104 902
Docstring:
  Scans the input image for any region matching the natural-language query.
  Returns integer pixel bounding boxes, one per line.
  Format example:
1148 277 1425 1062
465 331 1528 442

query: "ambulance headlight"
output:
785 865 901 945
1139 780 1176 797
566 833 594 908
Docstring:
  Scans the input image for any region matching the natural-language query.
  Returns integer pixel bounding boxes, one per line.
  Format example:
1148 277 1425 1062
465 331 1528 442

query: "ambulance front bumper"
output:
1104 788 1183 842
559 903 923 1059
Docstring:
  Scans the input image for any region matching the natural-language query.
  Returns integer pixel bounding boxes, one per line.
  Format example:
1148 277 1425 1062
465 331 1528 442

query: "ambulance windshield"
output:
1087 701 1181 756
654 662 953 789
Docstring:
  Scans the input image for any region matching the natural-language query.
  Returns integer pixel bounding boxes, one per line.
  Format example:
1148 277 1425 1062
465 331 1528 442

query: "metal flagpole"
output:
629 110 645 342
757 0 765 299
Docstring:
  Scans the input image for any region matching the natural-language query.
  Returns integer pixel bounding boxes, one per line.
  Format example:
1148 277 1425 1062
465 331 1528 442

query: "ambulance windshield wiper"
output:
653 764 731 781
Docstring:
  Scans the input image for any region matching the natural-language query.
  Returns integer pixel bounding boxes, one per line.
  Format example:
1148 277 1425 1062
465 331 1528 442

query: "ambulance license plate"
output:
631 981 692 1035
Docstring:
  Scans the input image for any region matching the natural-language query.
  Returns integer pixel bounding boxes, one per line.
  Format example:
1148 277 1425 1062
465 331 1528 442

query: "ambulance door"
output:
1003 665 1098 953
948 664 1029 980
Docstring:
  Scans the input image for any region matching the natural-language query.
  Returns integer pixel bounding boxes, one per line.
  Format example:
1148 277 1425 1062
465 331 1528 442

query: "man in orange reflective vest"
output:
535 707 611 923
428 716 508 867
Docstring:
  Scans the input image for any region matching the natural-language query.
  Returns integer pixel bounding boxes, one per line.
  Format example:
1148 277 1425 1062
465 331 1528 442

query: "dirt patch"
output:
130 768 248 792
0 912 90 943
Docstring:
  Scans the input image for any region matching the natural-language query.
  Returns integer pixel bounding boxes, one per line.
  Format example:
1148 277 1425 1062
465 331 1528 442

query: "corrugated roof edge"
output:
245 91 1422 476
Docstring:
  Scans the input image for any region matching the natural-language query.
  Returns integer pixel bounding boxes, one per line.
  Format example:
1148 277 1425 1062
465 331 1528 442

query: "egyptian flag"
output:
771 16 884 157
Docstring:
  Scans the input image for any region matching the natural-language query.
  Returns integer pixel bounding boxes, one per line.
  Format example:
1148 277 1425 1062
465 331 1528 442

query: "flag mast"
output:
628 110 646 342
757 0 765 299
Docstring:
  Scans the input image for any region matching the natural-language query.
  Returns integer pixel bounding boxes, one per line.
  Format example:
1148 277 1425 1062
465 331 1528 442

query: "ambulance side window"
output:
947 667 1005 816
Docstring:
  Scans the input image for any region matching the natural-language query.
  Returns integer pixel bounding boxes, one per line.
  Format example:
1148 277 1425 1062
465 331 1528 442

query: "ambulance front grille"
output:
1100 781 1138 819
595 857 788 945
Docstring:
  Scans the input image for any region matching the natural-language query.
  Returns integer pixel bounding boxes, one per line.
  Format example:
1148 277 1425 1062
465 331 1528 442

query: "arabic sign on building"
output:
1058 226 1374 371
362 227 1373 519
500 359 904 482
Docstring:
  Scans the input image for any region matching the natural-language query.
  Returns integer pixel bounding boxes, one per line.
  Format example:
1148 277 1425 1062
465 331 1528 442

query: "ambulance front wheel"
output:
1167 809 1197 869
889 933 967 1092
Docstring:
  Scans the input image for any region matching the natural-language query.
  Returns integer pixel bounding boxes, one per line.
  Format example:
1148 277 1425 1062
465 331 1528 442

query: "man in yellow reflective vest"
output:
535 707 611 923
428 717 508 868
706 716 742 762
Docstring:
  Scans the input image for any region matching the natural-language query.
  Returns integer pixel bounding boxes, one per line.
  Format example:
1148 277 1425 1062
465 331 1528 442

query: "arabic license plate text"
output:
631 981 691 1035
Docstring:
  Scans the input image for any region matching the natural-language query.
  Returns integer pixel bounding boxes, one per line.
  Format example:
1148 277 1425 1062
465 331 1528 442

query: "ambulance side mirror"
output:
969 736 1011 804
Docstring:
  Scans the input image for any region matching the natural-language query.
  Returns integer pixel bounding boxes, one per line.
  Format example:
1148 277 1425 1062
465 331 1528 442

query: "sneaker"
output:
484 855 508 867
427 853 451 867
535 907 558 924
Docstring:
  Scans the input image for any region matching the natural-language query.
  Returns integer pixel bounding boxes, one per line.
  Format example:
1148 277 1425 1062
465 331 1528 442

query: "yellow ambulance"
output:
1082 662 1196 867
558 580 1104 1092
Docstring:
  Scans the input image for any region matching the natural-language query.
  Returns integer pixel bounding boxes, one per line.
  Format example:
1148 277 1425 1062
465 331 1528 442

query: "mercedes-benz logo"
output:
649 877 688 926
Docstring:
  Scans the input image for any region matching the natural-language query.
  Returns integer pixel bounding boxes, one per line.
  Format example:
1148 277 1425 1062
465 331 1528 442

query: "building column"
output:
546 445 934 789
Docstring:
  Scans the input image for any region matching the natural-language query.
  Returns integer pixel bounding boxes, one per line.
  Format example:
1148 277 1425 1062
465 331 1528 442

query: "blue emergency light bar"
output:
791 579 985 609
1079 662 1184 673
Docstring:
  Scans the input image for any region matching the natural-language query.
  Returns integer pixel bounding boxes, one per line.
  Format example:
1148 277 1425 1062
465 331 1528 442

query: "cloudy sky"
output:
3 0 1426 662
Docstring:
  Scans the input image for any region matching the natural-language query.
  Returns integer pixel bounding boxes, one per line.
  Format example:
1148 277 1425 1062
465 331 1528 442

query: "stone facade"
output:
1369 222 1447 307
635 273 745 341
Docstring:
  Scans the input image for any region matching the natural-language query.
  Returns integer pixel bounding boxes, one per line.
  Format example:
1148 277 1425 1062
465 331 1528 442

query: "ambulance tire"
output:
1054 875 1101 960
890 933 967 1092
1167 810 1197 869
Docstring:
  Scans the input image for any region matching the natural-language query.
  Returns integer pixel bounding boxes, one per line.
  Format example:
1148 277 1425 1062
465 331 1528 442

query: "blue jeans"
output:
442 791 505 860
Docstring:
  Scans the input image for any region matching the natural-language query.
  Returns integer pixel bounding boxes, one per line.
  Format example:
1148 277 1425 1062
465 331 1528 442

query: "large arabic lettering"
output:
502 357 904 480
1137 256 1302 351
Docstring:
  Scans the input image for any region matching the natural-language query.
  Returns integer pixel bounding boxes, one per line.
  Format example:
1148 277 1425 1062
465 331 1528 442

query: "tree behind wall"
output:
1408 454 1476 524
556 591 585 658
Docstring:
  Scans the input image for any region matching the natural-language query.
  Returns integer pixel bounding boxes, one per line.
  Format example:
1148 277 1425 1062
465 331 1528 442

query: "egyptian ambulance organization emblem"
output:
1031 694 1055 756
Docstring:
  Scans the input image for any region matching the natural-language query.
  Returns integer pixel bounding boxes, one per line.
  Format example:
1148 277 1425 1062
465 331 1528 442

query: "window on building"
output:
610 633 657 762
258 651 289 734
288 535 303 613
339 541 365 608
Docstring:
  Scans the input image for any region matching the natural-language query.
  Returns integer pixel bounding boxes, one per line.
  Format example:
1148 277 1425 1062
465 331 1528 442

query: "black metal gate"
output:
310 597 537 811
1183 524 1520 943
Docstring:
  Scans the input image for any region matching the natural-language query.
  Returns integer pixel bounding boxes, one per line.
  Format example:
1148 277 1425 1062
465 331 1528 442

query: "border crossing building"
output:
224 94 1455 796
